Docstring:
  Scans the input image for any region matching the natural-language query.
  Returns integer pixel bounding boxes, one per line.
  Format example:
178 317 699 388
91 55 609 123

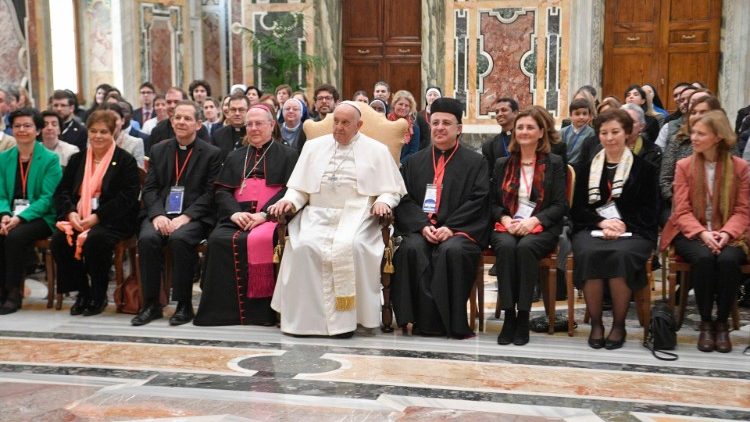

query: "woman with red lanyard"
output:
660 110 749 353
0 108 62 314
51 110 140 316
490 107 567 345
570 109 659 350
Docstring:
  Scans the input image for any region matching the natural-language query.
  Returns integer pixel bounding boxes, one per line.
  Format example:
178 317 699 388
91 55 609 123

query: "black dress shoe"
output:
131 305 163 326
83 298 108 316
513 311 530 346
604 328 627 350
333 331 354 339
497 310 516 345
169 301 194 326
588 324 605 349
70 295 88 316
0 299 20 315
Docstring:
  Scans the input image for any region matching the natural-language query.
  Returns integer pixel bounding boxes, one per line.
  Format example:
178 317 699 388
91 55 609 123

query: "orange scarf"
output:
56 143 116 259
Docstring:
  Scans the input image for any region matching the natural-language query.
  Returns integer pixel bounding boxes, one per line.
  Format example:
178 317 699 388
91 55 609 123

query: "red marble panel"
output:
479 11 536 114
149 19 173 94
202 11 222 96
231 0 242 84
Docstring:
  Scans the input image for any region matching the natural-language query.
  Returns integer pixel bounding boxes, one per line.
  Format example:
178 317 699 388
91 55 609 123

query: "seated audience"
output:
570 109 658 350
51 111 140 317
0 108 62 314
392 98 489 339
388 90 421 165
268 101 405 337
132 101 221 326
194 105 298 326
623 84 660 143
490 107 567 345
40 111 79 167
660 110 749 353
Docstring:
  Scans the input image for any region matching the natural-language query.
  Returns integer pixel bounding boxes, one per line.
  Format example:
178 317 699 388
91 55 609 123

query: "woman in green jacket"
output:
0 108 62 314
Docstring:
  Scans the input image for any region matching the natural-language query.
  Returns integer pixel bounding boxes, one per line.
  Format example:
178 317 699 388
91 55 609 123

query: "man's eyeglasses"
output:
316 95 334 102
12 123 35 130
140 90 155 95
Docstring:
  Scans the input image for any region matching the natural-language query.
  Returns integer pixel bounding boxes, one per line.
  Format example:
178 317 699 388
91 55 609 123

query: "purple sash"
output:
234 178 282 298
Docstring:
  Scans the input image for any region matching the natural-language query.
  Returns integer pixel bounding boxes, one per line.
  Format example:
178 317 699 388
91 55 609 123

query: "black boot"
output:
497 309 516 345
513 310 530 345
169 301 194 326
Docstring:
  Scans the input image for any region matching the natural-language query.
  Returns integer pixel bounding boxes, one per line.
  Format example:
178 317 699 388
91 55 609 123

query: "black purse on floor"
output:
643 302 678 361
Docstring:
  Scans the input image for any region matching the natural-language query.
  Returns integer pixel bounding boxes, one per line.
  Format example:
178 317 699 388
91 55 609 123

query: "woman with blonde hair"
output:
388 90 421 165
660 110 749 353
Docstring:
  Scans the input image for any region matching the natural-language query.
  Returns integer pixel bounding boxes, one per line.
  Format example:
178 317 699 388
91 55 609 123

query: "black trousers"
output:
138 218 207 303
0 218 51 297
51 225 129 301
673 233 746 322
491 230 558 311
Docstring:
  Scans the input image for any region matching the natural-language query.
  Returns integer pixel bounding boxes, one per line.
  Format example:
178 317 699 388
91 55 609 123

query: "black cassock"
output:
392 145 490 338
193 141 298 326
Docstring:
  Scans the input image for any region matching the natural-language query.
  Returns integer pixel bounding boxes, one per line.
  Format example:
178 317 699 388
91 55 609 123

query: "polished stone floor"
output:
1 268 748 421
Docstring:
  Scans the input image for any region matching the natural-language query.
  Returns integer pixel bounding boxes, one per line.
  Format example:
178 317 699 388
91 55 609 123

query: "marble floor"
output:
1 268 748 421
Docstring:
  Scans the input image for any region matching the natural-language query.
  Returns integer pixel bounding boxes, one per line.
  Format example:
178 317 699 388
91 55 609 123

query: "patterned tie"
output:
143 110 151 122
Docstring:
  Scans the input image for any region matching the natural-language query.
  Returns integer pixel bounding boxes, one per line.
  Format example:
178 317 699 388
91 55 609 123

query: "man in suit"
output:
133 82 156 126
132 100 222 326
481 97 518 174
148 87 209 151
51 90 88 151
210 94 249 161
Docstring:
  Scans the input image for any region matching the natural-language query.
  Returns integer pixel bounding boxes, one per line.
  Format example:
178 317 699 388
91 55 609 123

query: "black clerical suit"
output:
60 118 88 151
392 144 490 338
138 138 222 305
481 130 512 176
148 119 209 154
210 124 246 161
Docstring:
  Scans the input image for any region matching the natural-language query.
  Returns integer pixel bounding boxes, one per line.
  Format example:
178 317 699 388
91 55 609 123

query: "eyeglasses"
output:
12 123 35 130
245 121 270 128
316 95 334 101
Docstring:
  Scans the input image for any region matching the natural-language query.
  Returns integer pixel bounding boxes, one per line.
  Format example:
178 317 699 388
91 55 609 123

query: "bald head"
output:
332 102 363 144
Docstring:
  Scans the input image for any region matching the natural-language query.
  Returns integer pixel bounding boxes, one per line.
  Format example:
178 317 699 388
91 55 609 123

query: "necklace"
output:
329 140 356 185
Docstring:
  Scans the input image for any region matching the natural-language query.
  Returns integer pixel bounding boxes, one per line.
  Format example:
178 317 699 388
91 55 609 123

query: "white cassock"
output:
271 133 406 335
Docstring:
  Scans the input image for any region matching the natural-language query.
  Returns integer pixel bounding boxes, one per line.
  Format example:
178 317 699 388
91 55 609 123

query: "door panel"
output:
386 59 421 102
342 0 382 44
384 0 421 43
614 0 659 25
343 60 385 101
669 0 711 22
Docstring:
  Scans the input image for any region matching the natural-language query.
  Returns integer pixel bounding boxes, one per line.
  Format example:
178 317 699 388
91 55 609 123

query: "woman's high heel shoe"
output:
604 326 627 350
588 324 605 349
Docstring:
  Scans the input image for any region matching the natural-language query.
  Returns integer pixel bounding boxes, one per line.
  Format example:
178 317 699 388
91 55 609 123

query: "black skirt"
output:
571 230 653 290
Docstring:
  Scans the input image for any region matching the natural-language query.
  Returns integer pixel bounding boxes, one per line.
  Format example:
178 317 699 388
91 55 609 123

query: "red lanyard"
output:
174 148 194 186
18 155 32 199
432 143 459 185
520 163 534 196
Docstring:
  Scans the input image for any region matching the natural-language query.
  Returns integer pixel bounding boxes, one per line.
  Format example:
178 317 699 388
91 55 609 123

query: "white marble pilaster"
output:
118 0 137 99
421 0 445 99
567 0 603 98
719 0 750 127
312 0 341 88
189 0 204 81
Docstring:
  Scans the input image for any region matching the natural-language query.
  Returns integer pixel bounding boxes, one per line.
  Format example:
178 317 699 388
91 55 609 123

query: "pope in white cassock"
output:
268 101 407 337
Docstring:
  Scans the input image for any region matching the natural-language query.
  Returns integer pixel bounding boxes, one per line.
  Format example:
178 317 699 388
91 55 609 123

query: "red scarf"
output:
500 152 546 217
387 112 414 144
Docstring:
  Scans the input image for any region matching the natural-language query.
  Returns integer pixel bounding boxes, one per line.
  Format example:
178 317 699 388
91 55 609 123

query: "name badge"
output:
12 199 30 216
422 184 439 213
166 186 185 215
513 199 536 220
596 202 621 220
91 197 100 211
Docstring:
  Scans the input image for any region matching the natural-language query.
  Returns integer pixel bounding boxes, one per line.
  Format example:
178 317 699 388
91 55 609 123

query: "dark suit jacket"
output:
54 147 141 235
490 153 567 236
204 122 223 138
60 119 88 151
571 154 659 243
481 132 512 176
148 119 209 152
142 138 222 226
210 125 246 161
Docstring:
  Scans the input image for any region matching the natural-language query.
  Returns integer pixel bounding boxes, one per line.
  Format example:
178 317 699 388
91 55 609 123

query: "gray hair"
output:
620 103 645 126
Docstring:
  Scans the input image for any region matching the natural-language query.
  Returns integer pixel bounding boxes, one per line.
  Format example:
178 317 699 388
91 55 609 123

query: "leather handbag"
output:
643 302 678 361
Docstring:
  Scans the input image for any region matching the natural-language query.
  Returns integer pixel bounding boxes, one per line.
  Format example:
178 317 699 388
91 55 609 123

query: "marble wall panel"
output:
477 8 537 116
139 3 185 94
231 0 243 85
84 0 114 90
202 9 223 94
0 0 26 90
312 0 340 87
422 0 446 96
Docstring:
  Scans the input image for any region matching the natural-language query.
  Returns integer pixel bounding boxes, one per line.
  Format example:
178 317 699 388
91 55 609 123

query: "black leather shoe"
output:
588 324 605 349
604 328 627 350
497 310 516 345
83 298 108 316
0 299 20 315
169 301 194 326
131 305 163 326
333 331 354 339
513 312 530 346
70 295 88 316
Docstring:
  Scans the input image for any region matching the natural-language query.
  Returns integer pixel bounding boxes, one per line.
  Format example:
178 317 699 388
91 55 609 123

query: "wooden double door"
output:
341 0 422 108
602 0 722 111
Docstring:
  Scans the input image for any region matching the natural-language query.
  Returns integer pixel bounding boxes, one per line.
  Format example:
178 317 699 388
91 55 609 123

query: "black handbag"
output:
643 302 678 361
